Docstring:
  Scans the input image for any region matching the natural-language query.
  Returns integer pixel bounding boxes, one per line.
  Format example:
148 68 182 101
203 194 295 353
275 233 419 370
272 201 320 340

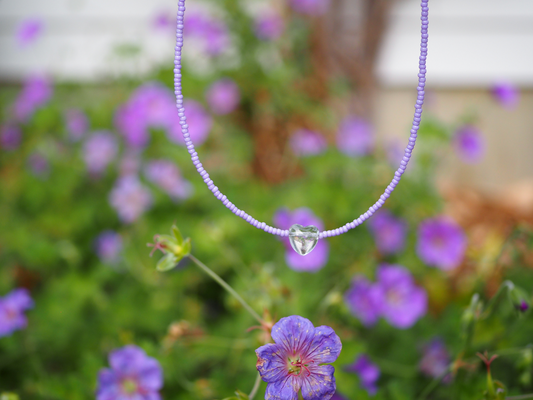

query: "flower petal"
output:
256 343 287 383
265 376 300 400
303 326 342 364
271 316 315 356
301 365 336 400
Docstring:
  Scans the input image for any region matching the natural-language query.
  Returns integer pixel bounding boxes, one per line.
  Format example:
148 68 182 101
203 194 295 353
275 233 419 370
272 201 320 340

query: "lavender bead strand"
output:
173 0 428 239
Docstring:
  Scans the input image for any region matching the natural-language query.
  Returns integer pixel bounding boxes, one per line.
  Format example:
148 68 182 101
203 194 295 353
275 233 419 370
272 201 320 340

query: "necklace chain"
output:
173 0 429 240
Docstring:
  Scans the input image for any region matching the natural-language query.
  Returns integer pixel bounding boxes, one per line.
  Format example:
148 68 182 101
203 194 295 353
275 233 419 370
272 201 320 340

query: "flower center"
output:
287 355 312 377
121 378 138 394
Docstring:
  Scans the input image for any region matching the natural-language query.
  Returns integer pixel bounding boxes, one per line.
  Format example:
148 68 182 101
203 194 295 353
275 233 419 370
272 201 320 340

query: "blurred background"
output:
0 0 532 399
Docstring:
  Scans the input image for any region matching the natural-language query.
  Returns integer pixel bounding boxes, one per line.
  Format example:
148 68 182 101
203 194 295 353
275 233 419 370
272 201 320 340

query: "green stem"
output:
189 255 264 325
249 373 262 400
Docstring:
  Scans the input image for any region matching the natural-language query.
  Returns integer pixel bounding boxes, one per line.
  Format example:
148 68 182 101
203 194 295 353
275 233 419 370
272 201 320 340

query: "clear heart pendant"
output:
289 224 319 256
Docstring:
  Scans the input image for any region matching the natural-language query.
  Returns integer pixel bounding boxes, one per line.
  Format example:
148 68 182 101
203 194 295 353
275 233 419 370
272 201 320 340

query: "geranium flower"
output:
345 354 380 395
453 125 485 164
491 82 519 109
83 131 118 175
336 117 374 157
256 315 342 400
144 159 193 201
168 99 212 146
95 231 123 265
419 338 450 379
0 288 34 338
344 277 383 327
109 176 153 223
96 345 163 400
13 75 53 122
367 210 407 255
206 79 241 115
416 216 467 270
290 129 327 157
254 13 285 41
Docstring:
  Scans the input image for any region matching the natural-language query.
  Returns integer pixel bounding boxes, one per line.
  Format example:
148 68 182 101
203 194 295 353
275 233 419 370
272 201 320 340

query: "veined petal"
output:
303 326 342 364
265 376 300 400
256 343 287 382
271 316 315 355
301 365 336 400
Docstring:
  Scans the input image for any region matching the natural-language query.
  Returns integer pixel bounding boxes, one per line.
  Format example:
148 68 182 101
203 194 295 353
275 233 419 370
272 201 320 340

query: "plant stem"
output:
189 254 264 325
249 372 262 400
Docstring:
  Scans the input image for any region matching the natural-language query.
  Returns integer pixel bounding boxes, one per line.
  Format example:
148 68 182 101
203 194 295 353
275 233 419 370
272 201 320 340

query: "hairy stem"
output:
249 372 262 400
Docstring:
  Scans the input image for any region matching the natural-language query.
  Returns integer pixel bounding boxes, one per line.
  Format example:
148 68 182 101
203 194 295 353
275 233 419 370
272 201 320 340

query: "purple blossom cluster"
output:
416 216 467 271
13 75 53 122
345 264 427 329
109 176 153 224
274 208 329 272
254 13 285 41
453 125 485 164
144 159 192 201
290 129 327 157
256 315 342 400
336 116 374 157
0 288 34 338
97 345 163 400
83 131 118 175
205 79 241 115
168 99 212 146
418 338 451 380
184 13 231 56
345 354 380 395
95 231 123 265
367 210 407 255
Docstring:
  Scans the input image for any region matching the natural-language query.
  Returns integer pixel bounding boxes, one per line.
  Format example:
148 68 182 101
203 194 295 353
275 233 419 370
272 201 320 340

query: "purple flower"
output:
119 151 141 177
289 0 330 16
16 18 44 47
185 13 231 56
206 79 241 115
491 82 519 109
419 338 450 379
83 131 118 175
65 109 89 141
517 300 529 313
377 264 427 329
274 208 329 272
416 216 467 271
256 315 341 400
345 354 380 395
144 159 192 201
95 231 123 265
152 11 173 31
336 117 374 157
453 125 485 164
0 288 34 338
109 176 153 224
1 124 21 151
254 14 285 41
290 129 327 156
367 210 407 255
96 345 163 400
115 82 176 148
13 75 53 122
27 152 50 178
344 277 383 327
168 100 212 146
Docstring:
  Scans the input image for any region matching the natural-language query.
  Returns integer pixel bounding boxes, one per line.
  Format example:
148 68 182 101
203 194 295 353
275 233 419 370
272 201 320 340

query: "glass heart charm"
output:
289 224 319 256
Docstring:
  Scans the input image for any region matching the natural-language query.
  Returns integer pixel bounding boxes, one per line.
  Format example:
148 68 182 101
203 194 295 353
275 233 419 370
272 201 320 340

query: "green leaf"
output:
156 253 178 272
172 225 184 245
1 393 20 400
182 238 191 257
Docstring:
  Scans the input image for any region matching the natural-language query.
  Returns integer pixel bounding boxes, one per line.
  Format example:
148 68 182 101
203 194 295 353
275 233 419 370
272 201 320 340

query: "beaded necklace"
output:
173 0 429 256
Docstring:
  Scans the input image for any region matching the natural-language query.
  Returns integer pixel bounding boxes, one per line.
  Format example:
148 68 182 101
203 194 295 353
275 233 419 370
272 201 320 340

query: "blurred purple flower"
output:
290 129 327 156
255 315 341 400
185 13 230 56
0 288 34 338
119 151 141 177
95 230 123 265
64 109 89 141
336 117 374 157
289 0 330 16
13 75 53 122
109 176 153 224
417 216 467 271
345 354 380 396
274 208 329 272
153 11 173 31
115 82 177 148
368 210 407 255
168 99 212 146
27 152 50 178
377 264 427 329
344 277 383 327
453 125 485 164
1 124 21 151
419 338 450 380
144 159 193 201
83 131 118 175
16 18 44 47
491 82 519 109
96 345 163 400
254 13 285 41
206 79 241 115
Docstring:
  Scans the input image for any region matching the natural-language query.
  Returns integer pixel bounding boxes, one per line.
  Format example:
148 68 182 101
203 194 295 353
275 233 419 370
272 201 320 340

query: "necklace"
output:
173 0 429 256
